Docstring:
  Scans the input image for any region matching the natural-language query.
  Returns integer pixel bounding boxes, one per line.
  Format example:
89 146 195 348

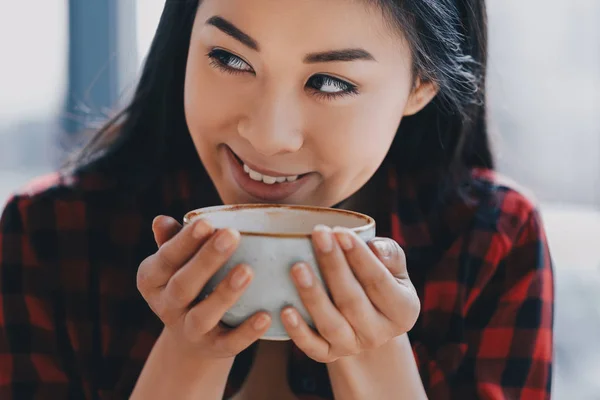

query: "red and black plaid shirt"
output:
0 164 553 399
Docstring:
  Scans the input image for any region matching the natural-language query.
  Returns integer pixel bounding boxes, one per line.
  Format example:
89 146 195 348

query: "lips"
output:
230 150 308 180
225 146 314 202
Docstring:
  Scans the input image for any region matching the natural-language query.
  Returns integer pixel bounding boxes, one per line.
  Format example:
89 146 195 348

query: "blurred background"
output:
1 1 599 398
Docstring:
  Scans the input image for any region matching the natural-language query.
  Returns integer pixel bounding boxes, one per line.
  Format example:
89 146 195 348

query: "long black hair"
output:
66 0 493 196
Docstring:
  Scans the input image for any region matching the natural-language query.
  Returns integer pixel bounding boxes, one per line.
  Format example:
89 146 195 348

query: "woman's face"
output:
184 0 436 207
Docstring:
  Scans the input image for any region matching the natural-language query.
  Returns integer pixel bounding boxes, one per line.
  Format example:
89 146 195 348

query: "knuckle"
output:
407 292 421 320
156 248 178 274
391 241 406 264
390 293 420 333
359 331 382 350
302 283 320 298
333 342 357 358
315 354 335 363
212 335 238 356
211 280 236 305
154 297 176 325
136 258 153 293
413 297 422 321
345 343 361 356
296 284 320 305
185 309 213 337
335 295 363 316
400 313 418 334
166 275 190 306
320 321 350 341
389 310 414 335
341 333 359 351
361 271 388 293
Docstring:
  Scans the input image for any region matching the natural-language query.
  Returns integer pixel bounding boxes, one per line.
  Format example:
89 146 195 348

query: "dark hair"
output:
66 0 493 196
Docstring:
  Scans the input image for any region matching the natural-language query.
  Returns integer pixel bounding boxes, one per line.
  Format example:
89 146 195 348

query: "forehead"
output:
194 0 410 60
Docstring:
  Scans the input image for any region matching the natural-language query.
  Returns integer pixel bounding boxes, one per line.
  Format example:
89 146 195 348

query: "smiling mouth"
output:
229 149 310 185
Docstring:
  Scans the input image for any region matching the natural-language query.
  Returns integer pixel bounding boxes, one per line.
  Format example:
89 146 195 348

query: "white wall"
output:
0 1 68 204
136 0 166 69
487 0 600 207
0 1 68 125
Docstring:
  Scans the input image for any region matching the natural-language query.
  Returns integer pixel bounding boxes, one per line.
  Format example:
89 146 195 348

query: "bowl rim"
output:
183 204 376 238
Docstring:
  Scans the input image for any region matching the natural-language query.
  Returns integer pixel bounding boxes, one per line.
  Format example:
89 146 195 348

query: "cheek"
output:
308 93 406 174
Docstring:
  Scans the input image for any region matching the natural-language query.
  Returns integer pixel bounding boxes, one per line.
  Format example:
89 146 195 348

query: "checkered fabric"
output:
0 165 553 399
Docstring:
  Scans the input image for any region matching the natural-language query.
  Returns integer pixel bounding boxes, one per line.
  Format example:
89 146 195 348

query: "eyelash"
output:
206 49 359 100
207 49 252 75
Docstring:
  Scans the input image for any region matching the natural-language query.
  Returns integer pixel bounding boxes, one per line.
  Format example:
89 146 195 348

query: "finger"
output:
164 228 240 309
152 215 182 248
210 312 272 356
290 262 356 349
143 218 215 289
368 237 408 278
338 232 412 323
312 225 375 323
369 238 420 330
183 264 253 336
156 218 215 277
281 307 334 363
137 218 214 304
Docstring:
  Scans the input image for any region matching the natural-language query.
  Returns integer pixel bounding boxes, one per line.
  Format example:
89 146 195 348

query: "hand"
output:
281 225 420 363
136 215 272 360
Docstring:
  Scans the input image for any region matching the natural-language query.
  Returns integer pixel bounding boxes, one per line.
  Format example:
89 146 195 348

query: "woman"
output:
0 0 553 398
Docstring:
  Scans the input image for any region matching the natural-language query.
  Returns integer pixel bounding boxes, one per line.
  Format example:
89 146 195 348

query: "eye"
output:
207 49 254 74
306 75 359 99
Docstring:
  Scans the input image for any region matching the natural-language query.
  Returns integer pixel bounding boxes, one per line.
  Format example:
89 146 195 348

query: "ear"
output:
402 77 439 117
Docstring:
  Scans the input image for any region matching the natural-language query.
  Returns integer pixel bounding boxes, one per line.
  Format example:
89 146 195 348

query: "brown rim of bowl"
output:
183 204 376 238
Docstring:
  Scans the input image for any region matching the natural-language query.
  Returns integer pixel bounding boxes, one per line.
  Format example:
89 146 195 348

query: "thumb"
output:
152 215 182 248
368 237 408 279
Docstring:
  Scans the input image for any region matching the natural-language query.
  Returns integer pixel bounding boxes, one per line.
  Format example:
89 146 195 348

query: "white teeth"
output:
262 175 277 185
242 163 300 184
249 170 263 181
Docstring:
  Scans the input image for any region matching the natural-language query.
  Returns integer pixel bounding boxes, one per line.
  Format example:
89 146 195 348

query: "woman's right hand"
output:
136 215 272 359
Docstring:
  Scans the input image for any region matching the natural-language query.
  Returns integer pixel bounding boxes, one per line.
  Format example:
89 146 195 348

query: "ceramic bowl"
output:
183 204 376 340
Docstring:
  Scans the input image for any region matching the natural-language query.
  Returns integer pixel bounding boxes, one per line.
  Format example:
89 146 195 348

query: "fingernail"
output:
373 240 391 259
193 220 212 239
333 227 354 251
313 225 333 253
230 266 251 290
283 309 299 328
292 263 313 288
253 314 270 330
214 229 239 252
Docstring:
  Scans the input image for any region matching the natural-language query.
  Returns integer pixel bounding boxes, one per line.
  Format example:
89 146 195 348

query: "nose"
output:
237 87 305 157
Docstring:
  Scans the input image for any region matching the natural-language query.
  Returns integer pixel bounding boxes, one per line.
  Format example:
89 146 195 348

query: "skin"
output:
134 0 435 397
184 0 437 207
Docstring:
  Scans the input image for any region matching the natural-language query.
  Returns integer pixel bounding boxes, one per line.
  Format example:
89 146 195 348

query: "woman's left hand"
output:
281 225 420 363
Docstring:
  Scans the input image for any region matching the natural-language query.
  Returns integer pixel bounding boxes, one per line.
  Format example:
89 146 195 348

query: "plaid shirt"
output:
0 165 553 399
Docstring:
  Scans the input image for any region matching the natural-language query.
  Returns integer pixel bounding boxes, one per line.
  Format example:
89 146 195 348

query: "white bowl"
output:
184 204 376 340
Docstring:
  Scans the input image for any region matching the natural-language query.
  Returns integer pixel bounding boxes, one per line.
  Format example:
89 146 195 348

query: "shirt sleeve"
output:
0 195 85 399
413 208 554 399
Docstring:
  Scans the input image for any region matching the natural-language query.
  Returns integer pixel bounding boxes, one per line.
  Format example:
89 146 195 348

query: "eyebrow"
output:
304 49 375 63
206 16 377 63
206 16 259 51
